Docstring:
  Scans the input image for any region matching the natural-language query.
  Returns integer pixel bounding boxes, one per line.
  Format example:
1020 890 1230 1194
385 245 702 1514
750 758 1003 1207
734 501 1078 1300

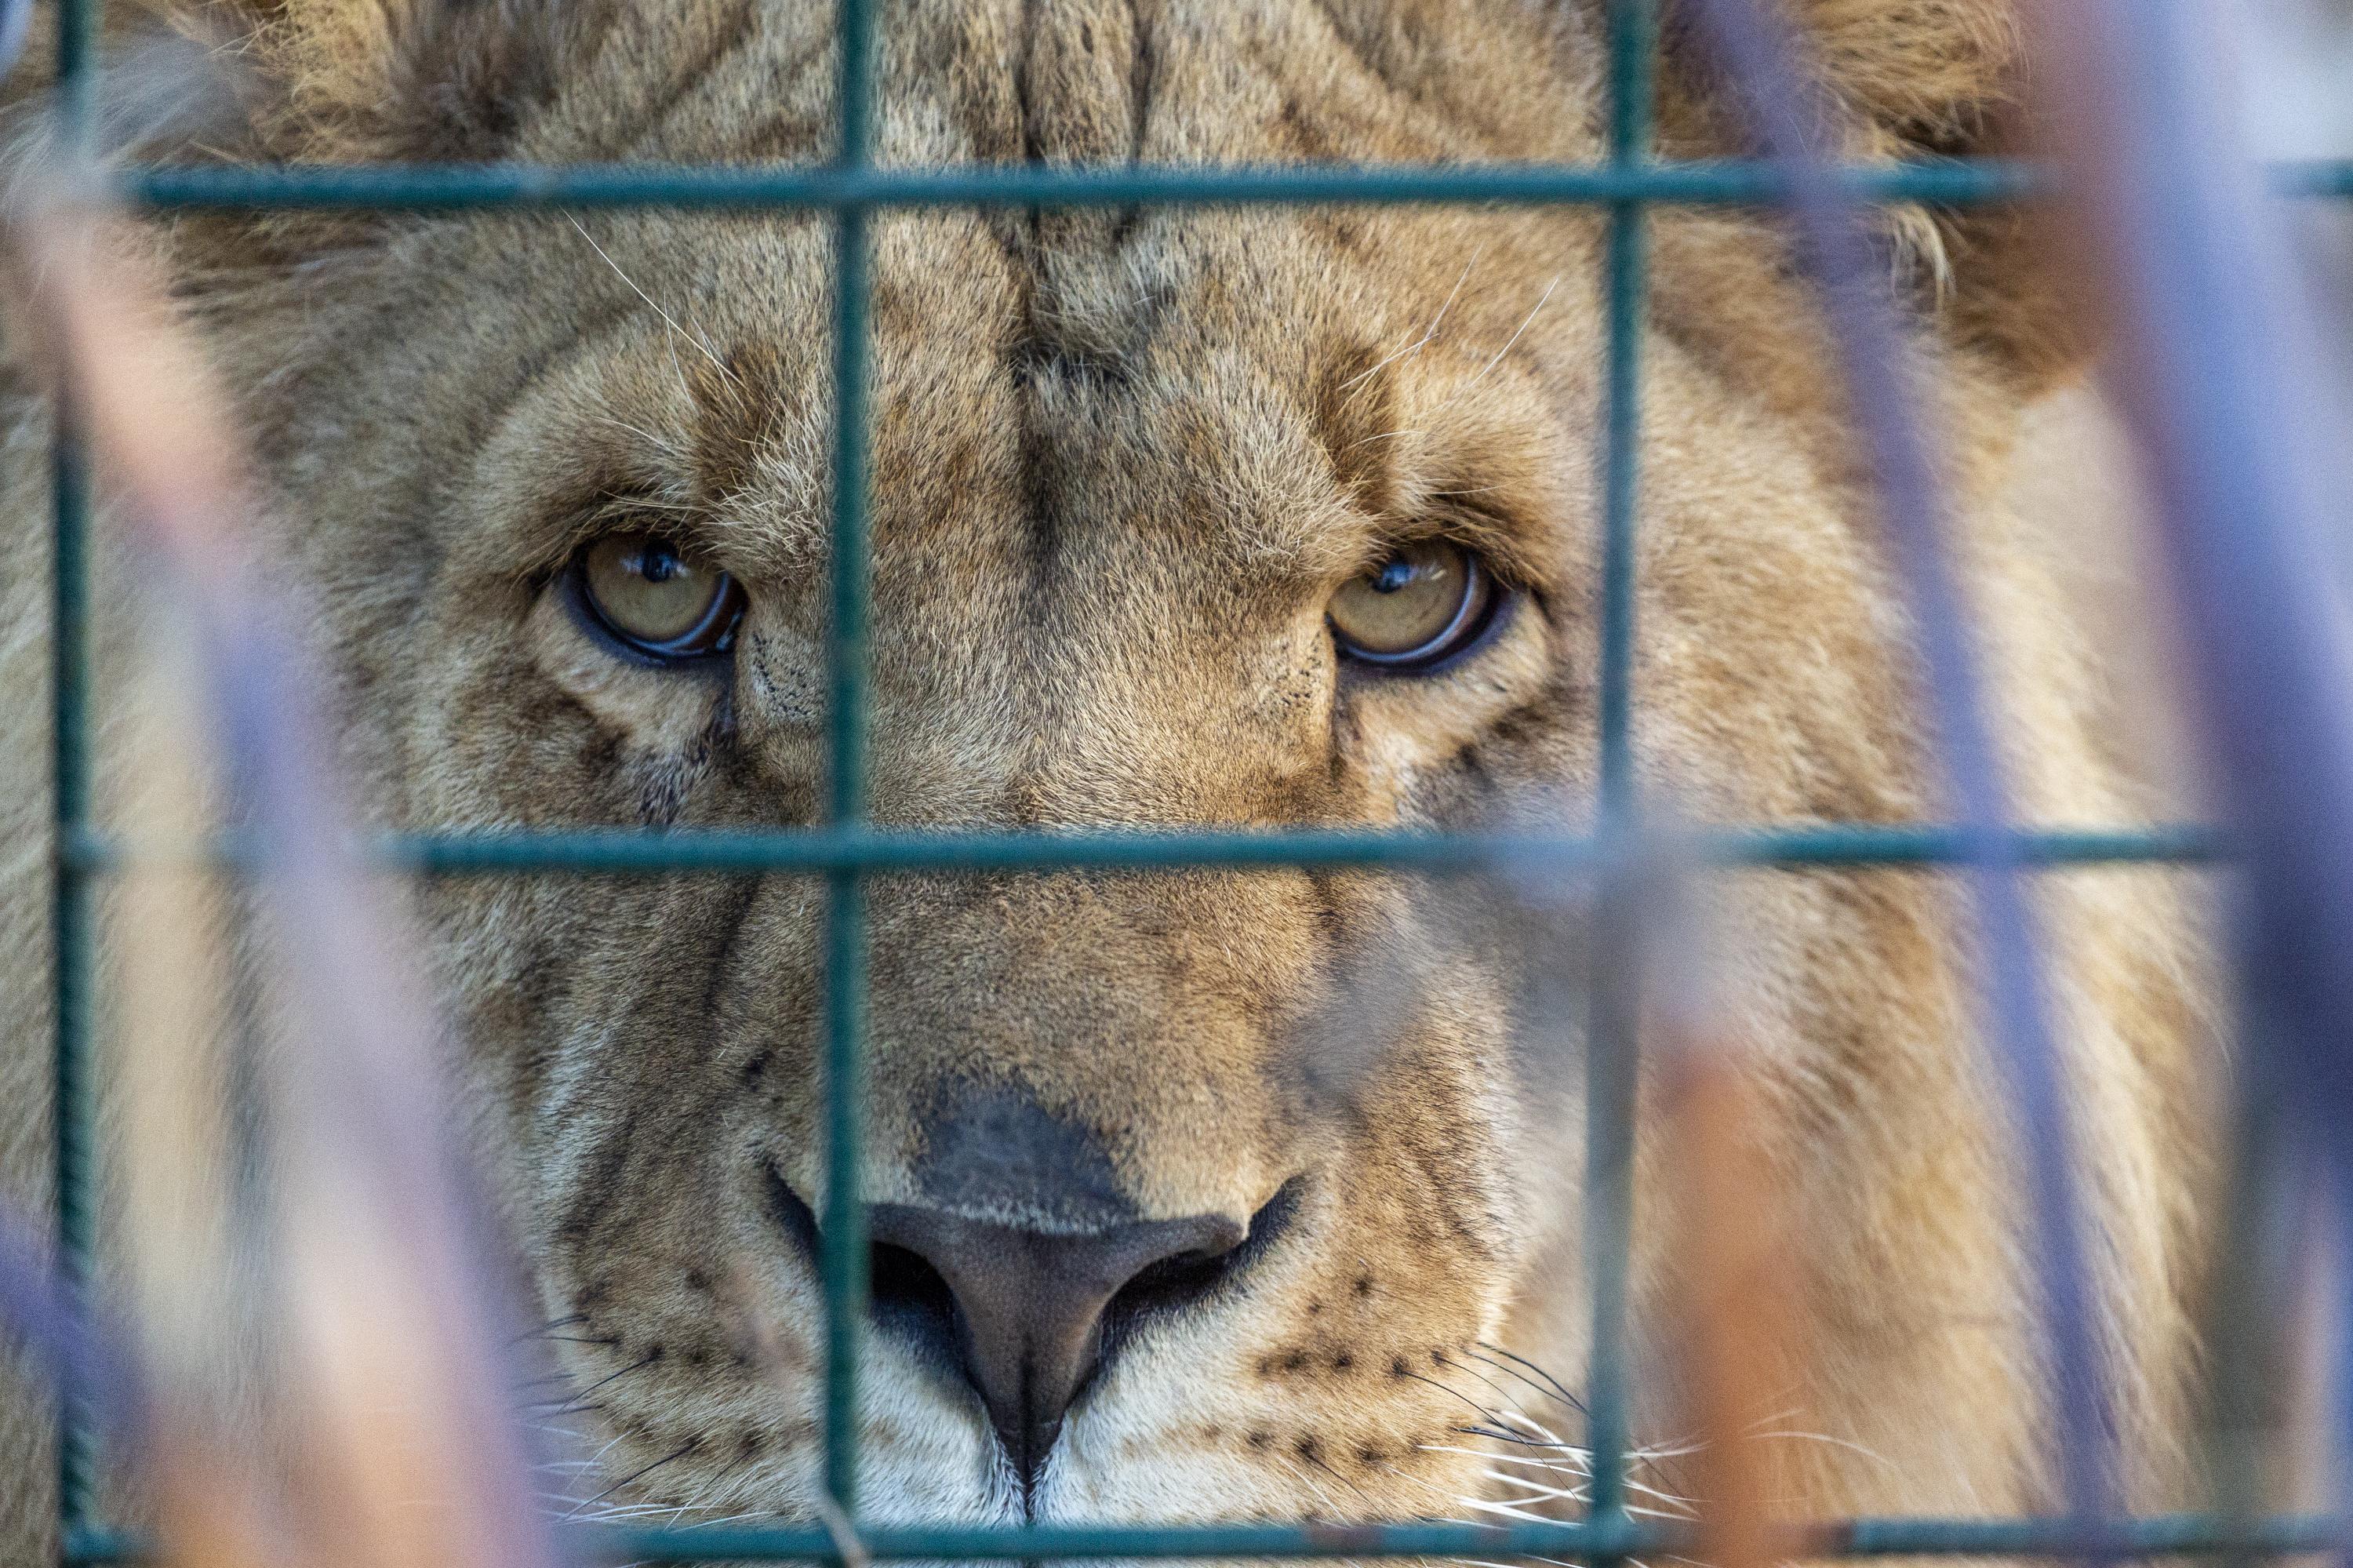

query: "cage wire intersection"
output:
36 0 2353 1561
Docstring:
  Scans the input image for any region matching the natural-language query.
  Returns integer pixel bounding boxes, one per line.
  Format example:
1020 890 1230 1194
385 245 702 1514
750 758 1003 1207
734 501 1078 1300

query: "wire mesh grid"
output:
35 0 2353 1562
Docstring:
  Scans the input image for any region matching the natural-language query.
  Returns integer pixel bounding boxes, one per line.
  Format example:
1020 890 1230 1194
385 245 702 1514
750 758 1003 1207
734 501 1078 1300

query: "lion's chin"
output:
842 1430 1430 1529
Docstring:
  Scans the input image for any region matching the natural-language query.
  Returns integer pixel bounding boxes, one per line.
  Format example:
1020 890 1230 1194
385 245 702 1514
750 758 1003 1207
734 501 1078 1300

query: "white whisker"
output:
1339 242 1489 392
1459 274 1561 394
1745 1427 1900 1470
569 215 740 387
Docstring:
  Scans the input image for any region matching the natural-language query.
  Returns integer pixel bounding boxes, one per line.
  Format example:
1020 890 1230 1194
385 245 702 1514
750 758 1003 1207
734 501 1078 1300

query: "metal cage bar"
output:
50 0 100 1542
107 158 2353 213
493 1511 2353 1563
58 822 2228 877
820 0 878 1518
54 1508 2353 1565
1578 0 1657 1538
41 0 2353 1560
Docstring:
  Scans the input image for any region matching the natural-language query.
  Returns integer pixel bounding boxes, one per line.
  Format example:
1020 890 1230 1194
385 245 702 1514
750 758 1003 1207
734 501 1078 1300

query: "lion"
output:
0 0 2223 1558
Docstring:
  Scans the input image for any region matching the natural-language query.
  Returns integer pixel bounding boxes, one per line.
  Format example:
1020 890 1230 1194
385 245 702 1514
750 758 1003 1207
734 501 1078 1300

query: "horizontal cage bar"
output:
60 1512 2351 1564
60 824 2223 876
119 155 2353 212
112 158 2353 213
122 158 2038 212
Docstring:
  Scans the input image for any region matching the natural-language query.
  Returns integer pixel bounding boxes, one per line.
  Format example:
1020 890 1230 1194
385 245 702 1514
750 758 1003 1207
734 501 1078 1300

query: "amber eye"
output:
1328 540 1501 669
573 533 744 660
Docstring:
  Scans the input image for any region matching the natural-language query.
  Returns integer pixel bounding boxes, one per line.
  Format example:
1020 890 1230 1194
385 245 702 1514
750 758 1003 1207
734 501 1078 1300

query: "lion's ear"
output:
1784 0 2022 154
1663 0 2084 389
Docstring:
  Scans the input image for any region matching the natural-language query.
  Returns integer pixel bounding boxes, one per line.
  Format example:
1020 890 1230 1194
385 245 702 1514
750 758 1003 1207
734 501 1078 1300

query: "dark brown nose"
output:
866 1202 1247 1484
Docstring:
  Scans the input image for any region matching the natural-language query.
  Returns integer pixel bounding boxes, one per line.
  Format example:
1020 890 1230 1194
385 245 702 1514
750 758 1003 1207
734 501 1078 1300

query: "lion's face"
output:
162 0 2169 1530
384 180 1598 1525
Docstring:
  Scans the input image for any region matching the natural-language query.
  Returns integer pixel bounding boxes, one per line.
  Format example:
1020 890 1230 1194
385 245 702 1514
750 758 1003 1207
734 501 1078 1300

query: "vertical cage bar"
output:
51 0 101 1548
2196 1033 2286 1568
820 0 878 1521
49 416 96 1550
1581 0 1657 1538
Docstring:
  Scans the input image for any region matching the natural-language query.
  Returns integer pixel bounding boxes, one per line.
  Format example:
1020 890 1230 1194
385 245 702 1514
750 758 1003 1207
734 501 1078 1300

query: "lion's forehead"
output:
431 0 1612 591
446 202 1597 598
533 0 1601 172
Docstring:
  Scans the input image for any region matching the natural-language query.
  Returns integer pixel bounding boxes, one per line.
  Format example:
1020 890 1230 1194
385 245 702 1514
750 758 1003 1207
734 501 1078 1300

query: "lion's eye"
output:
573 533 745 660
1329 540 1500 670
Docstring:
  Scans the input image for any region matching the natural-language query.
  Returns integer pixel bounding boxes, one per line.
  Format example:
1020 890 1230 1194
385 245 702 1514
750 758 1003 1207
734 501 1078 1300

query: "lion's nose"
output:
866 1202 1247 1484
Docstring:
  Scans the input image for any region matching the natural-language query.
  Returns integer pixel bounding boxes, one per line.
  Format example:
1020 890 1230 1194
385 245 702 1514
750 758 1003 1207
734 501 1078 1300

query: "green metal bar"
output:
60 822 2225 877
48 391 96 1552
576 1513 2353 1563
115 158 2048 213
63 1512 2353 1566
2195 1015 2289 1568
1580 0 1656 1533
51 0 100 1550
1594 31 1652 827
819 0 877 1520
2271 160 2353 198
55 0 94 140
818 867 868 1516
1821 1515 2350 1557
1710 824 2224 868
107 159 2353 214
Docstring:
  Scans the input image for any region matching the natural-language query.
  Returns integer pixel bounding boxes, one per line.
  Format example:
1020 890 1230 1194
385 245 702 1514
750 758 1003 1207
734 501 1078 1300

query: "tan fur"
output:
0 0 2220 1552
